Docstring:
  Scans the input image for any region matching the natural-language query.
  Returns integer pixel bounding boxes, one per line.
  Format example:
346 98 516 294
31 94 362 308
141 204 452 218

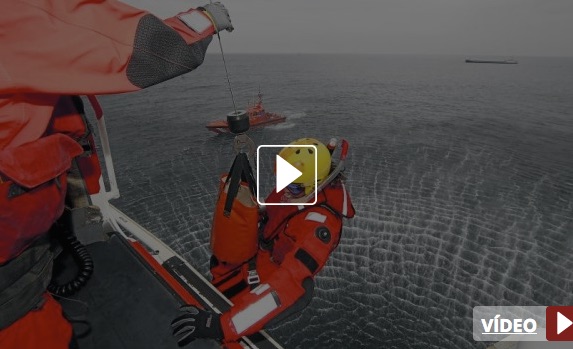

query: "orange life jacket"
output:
0 133 82 264
210 174 260 265
47 96 102 195
262 181 356 242
212 182 355 341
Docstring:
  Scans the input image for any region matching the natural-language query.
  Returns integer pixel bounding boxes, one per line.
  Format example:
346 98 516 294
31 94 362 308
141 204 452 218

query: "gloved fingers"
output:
201 2 233 32
174 325 197 347
179 305 200 315
171 305 199 330
171 315 195 329
173 323 196 336
172 314 198 347
215 2 234 32
171 305 222 343
225 20 234 32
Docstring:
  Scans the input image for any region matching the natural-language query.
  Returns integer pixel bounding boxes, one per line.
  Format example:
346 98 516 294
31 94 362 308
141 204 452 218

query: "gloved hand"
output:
171 306 223 346
199 2 234 33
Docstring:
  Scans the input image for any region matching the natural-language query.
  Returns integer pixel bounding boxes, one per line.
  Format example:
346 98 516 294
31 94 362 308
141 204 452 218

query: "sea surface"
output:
96 54 573 349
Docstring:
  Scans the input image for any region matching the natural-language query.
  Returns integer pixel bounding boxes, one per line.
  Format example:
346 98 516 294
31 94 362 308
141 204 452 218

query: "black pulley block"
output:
227 110 249 134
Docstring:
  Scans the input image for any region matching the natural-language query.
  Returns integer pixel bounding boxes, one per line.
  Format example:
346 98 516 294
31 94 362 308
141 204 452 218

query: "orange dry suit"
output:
210 181 355 342
0 1 218 348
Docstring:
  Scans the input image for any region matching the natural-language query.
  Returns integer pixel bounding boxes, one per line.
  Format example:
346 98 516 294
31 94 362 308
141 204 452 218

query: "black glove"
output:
199 2 234 32
171 306 223 346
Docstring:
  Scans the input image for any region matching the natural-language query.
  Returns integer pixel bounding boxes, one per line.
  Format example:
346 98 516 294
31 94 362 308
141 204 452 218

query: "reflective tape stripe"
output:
251 283 270 295
178 11 212 33
305 212 327 223
231 292 280 334
342 183 348 216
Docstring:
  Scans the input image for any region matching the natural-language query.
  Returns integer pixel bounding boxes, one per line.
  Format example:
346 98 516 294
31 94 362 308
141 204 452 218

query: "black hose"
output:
48 233 94 297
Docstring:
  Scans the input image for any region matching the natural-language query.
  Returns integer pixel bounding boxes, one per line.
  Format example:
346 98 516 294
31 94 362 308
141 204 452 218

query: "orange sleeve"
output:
0 0 216 95
219 209 343 342
219 265 308 342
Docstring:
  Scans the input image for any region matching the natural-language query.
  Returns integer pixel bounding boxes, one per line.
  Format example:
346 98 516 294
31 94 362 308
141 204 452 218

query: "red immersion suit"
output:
211 182 355 342
0 1 218 347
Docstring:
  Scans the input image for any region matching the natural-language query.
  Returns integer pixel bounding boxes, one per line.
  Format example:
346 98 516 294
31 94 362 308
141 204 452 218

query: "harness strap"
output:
223 153 256 217
246 257 260 289
0 237 54 329
212 269 240 289
216 255 260 300
222 279 248 300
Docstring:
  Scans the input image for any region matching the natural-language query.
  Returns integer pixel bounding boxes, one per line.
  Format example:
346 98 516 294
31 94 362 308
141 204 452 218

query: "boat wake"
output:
283 111 306 119
266 111 304 131
268 122 296 130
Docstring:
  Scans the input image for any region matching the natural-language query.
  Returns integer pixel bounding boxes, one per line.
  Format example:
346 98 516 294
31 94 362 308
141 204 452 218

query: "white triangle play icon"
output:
275 155 303 193
557 312 573 335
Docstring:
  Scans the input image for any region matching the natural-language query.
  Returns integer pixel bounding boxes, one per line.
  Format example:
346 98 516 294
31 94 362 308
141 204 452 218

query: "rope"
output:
207 1 238 114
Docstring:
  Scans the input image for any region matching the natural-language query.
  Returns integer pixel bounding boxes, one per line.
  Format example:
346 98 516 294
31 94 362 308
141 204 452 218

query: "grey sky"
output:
123 0 573 57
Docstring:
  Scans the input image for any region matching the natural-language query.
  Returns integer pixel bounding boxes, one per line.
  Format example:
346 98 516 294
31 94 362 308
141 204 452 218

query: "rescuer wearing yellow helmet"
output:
173 137 355 345
278 138 332 197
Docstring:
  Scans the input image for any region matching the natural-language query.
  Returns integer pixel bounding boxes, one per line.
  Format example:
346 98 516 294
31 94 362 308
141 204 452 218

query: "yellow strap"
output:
201 11 218 34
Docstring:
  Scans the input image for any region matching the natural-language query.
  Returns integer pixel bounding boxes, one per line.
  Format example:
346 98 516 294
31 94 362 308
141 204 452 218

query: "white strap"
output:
178 11 212 34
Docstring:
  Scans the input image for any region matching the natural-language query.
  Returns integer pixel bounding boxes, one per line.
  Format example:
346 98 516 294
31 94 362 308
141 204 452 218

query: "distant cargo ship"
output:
465 59 518 64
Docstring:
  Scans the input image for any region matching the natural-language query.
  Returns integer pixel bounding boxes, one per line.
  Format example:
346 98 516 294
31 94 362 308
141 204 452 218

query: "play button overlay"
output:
256 145 317 206
558 313 572 335
275 155 303 193
547 307 573 341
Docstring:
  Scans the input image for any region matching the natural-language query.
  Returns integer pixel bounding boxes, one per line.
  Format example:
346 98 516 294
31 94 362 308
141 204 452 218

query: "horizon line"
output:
205 52 573 59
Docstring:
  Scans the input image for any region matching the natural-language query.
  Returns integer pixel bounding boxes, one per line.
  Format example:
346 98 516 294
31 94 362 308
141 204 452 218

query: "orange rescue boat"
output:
206 91 286 134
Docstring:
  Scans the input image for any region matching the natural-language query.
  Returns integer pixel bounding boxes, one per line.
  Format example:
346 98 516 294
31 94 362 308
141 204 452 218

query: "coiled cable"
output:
48 232 94 297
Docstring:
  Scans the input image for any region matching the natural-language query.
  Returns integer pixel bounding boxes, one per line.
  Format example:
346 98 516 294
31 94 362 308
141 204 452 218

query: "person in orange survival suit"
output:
171 138 355 345
0 1 233 348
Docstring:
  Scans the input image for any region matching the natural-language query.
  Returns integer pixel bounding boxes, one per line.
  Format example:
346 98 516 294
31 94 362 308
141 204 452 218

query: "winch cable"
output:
209 0 238 115
206 2 257 212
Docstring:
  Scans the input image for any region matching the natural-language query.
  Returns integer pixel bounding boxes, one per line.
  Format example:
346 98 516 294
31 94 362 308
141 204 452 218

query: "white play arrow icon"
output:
557 312 573 334
557 312 573 335
275 155 302 193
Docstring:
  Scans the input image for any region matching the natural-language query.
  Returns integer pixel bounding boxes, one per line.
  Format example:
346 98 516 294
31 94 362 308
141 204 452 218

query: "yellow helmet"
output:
278 138 331 195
